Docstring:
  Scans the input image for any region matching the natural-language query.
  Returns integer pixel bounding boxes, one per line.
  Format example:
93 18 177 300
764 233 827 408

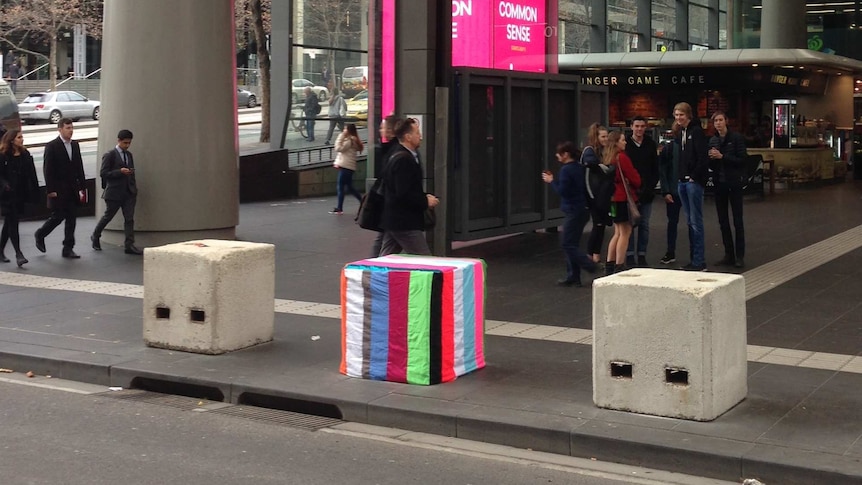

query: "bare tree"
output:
303 0 363 88
250 0 270 143
0 0 102 88
236 0 271 143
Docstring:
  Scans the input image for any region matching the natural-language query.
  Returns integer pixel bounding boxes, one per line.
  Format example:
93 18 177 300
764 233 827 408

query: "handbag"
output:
619 172 641 227
355 178 385 232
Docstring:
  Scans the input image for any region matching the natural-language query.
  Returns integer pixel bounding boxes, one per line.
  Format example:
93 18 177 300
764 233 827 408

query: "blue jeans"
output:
626 199 653 258
561 208 594 282
665 195 682 254
305 118 315 140
336 168 362 211
678 181 705 267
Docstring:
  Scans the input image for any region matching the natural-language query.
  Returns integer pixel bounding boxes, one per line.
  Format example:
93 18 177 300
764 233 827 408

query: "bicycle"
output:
289 105 307 139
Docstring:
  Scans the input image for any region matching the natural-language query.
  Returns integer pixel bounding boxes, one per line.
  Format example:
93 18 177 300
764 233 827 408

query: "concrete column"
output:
760 0 807 49
98 0 238 246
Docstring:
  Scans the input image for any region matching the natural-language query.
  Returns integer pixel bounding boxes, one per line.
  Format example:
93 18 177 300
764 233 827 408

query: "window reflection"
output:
286 0 369 153
559 1 592 54
652 0 676 50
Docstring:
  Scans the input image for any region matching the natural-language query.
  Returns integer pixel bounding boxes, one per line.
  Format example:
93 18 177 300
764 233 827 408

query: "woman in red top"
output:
603 130 641 274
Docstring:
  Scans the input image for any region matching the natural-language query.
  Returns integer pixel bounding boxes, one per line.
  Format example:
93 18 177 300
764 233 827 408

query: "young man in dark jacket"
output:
709 111 748 268
624 116 659 266
674 102 710 271
542 141 597 287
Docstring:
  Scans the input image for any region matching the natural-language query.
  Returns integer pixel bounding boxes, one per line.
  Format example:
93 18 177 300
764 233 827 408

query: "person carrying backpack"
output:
303 87 321 142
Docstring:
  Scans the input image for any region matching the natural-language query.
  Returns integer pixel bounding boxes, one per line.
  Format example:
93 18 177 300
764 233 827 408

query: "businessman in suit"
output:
378 117 439 256
35 118 86 258
91 129 142 255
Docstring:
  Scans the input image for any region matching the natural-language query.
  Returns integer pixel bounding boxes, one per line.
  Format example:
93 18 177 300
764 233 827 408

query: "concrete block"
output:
592 268 747 421
143 239 275 354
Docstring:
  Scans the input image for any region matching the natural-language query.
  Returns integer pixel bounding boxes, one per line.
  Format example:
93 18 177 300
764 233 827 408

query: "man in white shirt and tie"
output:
35 118 86 258
91 129 142 255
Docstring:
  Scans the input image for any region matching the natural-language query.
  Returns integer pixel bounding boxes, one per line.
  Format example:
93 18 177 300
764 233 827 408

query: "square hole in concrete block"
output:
155 307 170 319
611 361 633 379
190 309 206 323
665 367 689 386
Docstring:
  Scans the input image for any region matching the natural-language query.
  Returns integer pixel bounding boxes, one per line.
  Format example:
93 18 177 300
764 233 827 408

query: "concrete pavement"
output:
1 180 861 484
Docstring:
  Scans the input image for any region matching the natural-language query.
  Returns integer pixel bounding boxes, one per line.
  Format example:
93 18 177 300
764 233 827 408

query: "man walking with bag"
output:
91 129 142 255
378 118 439 256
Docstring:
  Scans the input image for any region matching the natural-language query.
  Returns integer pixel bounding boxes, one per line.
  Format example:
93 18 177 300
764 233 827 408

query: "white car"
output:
18 90 101 124
292 78 328 104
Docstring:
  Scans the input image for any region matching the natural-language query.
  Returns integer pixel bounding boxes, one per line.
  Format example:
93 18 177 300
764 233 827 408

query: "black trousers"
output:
93 197 137 247
39 205 77 250
714 181 745 259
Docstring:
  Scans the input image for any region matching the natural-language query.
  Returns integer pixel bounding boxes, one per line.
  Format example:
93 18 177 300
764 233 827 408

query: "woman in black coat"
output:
0 129 40 267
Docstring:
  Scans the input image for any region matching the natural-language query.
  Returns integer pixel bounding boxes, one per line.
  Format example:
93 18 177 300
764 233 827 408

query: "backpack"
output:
313 98 322 115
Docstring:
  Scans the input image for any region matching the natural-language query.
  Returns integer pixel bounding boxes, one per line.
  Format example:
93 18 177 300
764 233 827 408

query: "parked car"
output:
237 87 258 108
345 90 368 124
291 78 328 104
18 91 100 124
0 79 20 133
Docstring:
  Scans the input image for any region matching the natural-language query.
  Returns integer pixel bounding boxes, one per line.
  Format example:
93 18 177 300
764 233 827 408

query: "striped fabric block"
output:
339 255 486 385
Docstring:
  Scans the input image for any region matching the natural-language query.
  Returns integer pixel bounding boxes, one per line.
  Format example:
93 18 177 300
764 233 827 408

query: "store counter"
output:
747 147 843 191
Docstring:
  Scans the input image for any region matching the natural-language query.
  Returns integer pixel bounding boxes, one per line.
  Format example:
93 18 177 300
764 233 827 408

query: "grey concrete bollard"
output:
143 240 275 354
592 268 747 421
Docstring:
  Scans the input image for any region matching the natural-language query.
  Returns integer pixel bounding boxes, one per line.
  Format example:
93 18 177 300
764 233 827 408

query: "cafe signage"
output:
572 67 827 94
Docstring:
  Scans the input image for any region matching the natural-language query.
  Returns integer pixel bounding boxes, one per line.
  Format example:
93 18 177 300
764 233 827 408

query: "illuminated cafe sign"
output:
582 73 705 86
572 68 828 94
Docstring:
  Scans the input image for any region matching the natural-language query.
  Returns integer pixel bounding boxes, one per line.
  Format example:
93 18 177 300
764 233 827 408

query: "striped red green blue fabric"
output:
340 255 486 385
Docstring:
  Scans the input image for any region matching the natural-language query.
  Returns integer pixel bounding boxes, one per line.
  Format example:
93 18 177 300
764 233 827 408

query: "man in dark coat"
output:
624 116 660 266
35 118 86 258
303 87 320 142
91 129 142 255
378 117 439 256
709 111 748 268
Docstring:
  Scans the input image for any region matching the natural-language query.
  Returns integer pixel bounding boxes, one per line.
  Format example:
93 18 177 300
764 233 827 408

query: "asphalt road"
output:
0 374 734 485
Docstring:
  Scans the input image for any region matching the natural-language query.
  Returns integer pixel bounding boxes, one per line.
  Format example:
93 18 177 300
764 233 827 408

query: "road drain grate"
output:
97 389 212 411
209 405 342 431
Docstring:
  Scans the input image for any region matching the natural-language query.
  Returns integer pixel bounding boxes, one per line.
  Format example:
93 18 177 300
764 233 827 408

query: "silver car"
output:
18 91 101 124
237 87 258 108
291 79 329 104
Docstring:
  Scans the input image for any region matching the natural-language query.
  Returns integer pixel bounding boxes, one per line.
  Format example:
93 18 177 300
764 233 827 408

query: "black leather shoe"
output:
16 254 28 267
734 258 745 268
35 231 46 253
91 235 101 250
124 245 144 255
61 250 81 259
0 253 9 263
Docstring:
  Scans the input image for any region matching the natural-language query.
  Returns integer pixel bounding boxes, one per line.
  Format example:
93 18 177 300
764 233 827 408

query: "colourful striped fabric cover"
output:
340 255 486 385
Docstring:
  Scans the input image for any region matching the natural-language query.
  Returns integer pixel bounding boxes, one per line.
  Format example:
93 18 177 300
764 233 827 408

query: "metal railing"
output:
17 62 49 81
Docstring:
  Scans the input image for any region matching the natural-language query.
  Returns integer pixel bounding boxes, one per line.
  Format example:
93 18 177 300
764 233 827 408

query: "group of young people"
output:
542 101 748 287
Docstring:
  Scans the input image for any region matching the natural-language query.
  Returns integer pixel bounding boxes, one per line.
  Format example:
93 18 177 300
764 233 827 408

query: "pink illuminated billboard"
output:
452 0 547 73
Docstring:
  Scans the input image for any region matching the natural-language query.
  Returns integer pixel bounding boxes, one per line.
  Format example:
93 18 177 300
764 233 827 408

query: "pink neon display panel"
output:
382 0 395 117
493 0 546 72
452 0 493 69
451 0 546 73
